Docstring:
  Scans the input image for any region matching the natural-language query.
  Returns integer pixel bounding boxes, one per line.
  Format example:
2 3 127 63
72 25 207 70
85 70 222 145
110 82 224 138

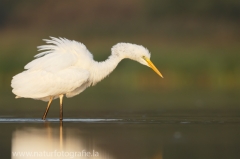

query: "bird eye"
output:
142 56 148 60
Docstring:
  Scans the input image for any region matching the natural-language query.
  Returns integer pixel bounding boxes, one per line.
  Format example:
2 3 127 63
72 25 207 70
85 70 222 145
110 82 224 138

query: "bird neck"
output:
90 54 123 85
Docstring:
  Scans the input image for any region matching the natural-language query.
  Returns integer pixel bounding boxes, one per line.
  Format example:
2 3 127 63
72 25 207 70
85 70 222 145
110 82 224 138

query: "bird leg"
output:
59 94 64 120
42 96 53 120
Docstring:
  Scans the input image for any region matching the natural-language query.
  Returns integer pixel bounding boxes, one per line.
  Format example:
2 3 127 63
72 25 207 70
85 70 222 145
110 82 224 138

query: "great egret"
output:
11 37 163 120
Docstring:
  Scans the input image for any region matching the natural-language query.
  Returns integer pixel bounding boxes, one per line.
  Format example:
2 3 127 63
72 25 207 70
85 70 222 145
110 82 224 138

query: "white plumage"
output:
11 37 163 120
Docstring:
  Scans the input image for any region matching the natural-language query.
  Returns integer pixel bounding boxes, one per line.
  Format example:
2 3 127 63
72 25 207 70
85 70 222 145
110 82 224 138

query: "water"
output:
1 116 240 159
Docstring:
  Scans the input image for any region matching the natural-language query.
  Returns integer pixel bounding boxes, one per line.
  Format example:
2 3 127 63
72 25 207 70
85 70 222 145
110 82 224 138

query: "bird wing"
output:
11 37 93 99
24 52 78 72
24 37 93 72
11 67 90 99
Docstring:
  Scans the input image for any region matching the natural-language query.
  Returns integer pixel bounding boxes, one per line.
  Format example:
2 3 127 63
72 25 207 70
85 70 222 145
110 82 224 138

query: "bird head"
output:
112 43 163 78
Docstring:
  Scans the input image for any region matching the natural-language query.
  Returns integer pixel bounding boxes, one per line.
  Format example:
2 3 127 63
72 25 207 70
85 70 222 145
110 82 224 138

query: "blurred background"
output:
0 0 239 118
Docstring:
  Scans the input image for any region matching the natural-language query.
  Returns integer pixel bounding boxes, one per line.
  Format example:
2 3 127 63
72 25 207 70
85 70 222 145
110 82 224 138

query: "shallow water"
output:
1 116 240 159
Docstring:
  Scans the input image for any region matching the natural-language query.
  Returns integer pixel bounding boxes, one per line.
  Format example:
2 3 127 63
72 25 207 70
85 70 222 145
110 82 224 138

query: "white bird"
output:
11 37 163 120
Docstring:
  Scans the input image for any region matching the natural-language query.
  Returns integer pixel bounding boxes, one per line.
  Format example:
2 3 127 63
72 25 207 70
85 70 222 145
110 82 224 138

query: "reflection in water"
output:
6 117 240 159
11 122 113 159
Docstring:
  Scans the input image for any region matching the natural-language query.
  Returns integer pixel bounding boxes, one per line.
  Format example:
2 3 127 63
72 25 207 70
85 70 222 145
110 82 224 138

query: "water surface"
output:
1 116 240 159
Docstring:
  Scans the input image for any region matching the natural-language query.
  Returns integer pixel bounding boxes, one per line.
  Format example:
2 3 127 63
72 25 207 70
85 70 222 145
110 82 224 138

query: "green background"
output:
0 0 239 118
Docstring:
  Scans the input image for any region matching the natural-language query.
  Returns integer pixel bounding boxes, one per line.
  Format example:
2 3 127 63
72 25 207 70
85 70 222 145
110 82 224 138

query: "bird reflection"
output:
11 122 113 159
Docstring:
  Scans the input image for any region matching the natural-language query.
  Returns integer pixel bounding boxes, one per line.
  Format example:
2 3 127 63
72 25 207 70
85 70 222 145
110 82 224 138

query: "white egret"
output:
11 37 163 120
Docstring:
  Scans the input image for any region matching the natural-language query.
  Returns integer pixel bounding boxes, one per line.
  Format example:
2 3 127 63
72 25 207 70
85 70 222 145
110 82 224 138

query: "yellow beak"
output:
143 57 163 78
